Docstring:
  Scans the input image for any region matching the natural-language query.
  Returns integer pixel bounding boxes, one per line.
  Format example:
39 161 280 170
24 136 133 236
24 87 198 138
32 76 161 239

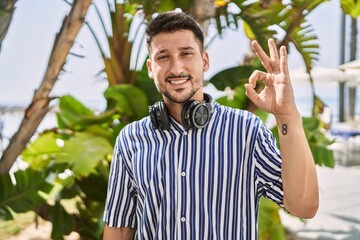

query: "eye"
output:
157 55 169 60
182 51 193 56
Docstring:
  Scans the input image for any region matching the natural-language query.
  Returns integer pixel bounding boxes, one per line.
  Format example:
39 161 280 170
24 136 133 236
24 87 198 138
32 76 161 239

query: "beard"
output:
163 88 197 104
160 74 202 104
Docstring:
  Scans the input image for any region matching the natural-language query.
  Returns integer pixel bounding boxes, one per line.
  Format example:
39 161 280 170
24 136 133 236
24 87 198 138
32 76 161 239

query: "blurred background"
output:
0 0 360 239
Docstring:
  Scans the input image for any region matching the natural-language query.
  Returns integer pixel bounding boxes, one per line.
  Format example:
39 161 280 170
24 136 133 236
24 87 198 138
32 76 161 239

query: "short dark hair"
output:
146 11 204 53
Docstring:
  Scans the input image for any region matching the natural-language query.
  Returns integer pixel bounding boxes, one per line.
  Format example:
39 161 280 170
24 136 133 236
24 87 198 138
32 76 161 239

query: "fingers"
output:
248 70 273 87
252 38 281 73
245 83 260 106
279 45 289 76
268 39 280 72
251 40 273 72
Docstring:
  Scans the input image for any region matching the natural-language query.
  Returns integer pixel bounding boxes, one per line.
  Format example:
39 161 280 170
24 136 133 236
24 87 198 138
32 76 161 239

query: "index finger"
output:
251 40 273 72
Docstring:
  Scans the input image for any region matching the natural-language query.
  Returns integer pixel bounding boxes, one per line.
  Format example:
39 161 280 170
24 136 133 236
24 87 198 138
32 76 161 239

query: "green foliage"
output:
49 201 73 239
258 197 287 240
104 84 149 120
0 89 148 238
135 63 163 105
21 132 60 170
0 168 53 220
341 0 360 18
209 65 254 90
56 132 113 178
302 117 335 167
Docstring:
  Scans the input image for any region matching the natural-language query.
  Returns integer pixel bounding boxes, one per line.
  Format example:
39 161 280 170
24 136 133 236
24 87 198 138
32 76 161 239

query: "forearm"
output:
103 225 136 240
276 112 319 218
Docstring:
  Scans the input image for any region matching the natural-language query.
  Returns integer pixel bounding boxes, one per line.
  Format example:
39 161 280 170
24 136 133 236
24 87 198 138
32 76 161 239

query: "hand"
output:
245 38 298 118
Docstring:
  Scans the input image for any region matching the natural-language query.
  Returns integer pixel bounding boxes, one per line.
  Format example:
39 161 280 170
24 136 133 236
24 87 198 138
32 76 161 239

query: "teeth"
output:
169 79 187 85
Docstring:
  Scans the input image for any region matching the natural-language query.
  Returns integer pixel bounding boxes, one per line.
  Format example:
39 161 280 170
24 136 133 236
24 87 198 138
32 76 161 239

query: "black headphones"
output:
149 93 213 130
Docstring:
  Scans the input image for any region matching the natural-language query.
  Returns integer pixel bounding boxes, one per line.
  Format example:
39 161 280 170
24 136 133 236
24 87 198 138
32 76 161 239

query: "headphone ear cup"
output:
149 105 158 129
157 101 170 130
191 103 211 129
181 94 213 130
149 101 170 130
181 100 198 130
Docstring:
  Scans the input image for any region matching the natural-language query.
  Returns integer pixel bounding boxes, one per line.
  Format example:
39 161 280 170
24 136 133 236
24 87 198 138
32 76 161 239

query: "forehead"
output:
149 30 201 54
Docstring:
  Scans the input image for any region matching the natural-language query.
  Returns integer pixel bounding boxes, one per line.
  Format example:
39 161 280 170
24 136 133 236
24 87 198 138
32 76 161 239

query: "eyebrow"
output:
179 46 195 51
156 46 196 54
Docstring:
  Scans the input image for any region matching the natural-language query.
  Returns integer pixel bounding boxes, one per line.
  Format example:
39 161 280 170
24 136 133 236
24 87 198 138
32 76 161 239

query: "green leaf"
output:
50 201 73 239
215 85 248 109
57 95 93 130
0 168 52 218
75 109 120 127
243 20 255 40
258 197 286 240
21 132 60 170
104 84 149 120
135 64 162 105
56 132 113 178
253 108 269 123
77 174 108 202
209 65 254 91
341 0 360 18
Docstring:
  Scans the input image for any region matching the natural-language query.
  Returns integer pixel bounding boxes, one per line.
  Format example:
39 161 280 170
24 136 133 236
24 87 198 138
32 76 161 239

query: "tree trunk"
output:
0 0 92 173
348 17 357 121
190 0 215 38
0 0 17 51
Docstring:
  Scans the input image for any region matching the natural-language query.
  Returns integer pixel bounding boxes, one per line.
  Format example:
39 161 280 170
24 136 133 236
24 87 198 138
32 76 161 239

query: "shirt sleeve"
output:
103 135 137 227
253 123 284 208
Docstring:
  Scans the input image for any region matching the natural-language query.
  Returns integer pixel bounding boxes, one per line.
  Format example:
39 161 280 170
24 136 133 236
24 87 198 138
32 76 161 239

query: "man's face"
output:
147 30 209 104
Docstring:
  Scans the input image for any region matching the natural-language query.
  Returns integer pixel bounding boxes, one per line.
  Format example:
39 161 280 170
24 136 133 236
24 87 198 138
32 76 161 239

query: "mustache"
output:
165 73 192 81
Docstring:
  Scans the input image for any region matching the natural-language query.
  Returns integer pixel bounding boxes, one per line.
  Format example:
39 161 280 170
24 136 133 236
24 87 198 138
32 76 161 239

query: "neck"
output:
165 101 185 125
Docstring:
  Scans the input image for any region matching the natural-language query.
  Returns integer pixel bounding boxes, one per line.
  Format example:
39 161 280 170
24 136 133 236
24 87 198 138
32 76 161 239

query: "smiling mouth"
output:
168 78 188 85
166 74 192 85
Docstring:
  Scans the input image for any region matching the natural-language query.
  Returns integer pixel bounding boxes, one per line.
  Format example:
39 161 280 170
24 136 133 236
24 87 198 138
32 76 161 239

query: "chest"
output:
129 129 255 199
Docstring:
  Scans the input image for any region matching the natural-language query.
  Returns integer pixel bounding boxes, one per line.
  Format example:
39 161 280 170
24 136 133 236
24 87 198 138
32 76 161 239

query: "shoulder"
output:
117 116 153 142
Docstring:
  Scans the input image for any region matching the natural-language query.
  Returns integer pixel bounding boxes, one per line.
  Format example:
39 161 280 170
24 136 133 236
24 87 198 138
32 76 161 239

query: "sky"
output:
0 0 357 114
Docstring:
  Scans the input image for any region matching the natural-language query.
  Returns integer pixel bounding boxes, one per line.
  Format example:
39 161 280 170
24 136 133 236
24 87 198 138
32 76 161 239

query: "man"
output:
103 11 319 239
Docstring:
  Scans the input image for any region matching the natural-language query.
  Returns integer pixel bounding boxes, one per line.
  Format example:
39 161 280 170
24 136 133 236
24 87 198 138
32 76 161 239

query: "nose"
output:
169 57 185 76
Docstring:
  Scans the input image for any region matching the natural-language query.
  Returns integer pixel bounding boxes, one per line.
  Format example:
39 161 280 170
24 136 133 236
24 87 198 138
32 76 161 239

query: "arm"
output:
245 39 319 218
103 225 136 240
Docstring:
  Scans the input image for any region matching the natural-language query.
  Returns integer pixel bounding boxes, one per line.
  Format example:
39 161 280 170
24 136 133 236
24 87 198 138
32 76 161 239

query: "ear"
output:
146 59 154 79
202 51 209 72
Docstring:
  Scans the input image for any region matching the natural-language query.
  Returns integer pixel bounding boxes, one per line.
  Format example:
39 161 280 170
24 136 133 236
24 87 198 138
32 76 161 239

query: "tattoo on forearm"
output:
282 124 288 135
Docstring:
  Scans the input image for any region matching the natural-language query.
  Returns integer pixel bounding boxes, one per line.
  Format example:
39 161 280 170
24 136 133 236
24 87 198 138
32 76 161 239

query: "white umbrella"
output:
339 59 360 70
290 66 358 122
289 66 355 83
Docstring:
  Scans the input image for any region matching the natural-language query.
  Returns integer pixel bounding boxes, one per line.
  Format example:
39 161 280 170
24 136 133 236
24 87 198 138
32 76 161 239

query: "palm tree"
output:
0 0 16 51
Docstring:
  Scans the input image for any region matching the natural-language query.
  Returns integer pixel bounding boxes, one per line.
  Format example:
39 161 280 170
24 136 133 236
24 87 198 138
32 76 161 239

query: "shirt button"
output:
181 171 186 177
181 217 186 222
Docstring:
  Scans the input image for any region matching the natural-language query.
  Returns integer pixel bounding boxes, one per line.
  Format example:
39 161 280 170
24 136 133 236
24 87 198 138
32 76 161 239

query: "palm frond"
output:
0 168 52 220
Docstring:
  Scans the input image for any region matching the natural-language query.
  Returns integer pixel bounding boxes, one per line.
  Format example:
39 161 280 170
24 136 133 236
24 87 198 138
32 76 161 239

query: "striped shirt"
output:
103 101 284 239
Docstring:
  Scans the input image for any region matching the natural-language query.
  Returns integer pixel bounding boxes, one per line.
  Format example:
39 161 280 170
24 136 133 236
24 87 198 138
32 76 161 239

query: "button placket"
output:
180 130 189 228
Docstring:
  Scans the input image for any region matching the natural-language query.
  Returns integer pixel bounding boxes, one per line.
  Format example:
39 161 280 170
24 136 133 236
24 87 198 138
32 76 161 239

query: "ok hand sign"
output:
245 39 298 119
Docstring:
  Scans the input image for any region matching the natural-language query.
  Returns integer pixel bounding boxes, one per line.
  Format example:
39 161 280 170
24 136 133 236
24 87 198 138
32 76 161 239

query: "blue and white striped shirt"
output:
103 101 284 239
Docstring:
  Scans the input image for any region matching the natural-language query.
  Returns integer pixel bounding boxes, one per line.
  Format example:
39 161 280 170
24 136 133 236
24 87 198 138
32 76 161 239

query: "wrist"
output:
275 112 303 137
275 111 302 126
